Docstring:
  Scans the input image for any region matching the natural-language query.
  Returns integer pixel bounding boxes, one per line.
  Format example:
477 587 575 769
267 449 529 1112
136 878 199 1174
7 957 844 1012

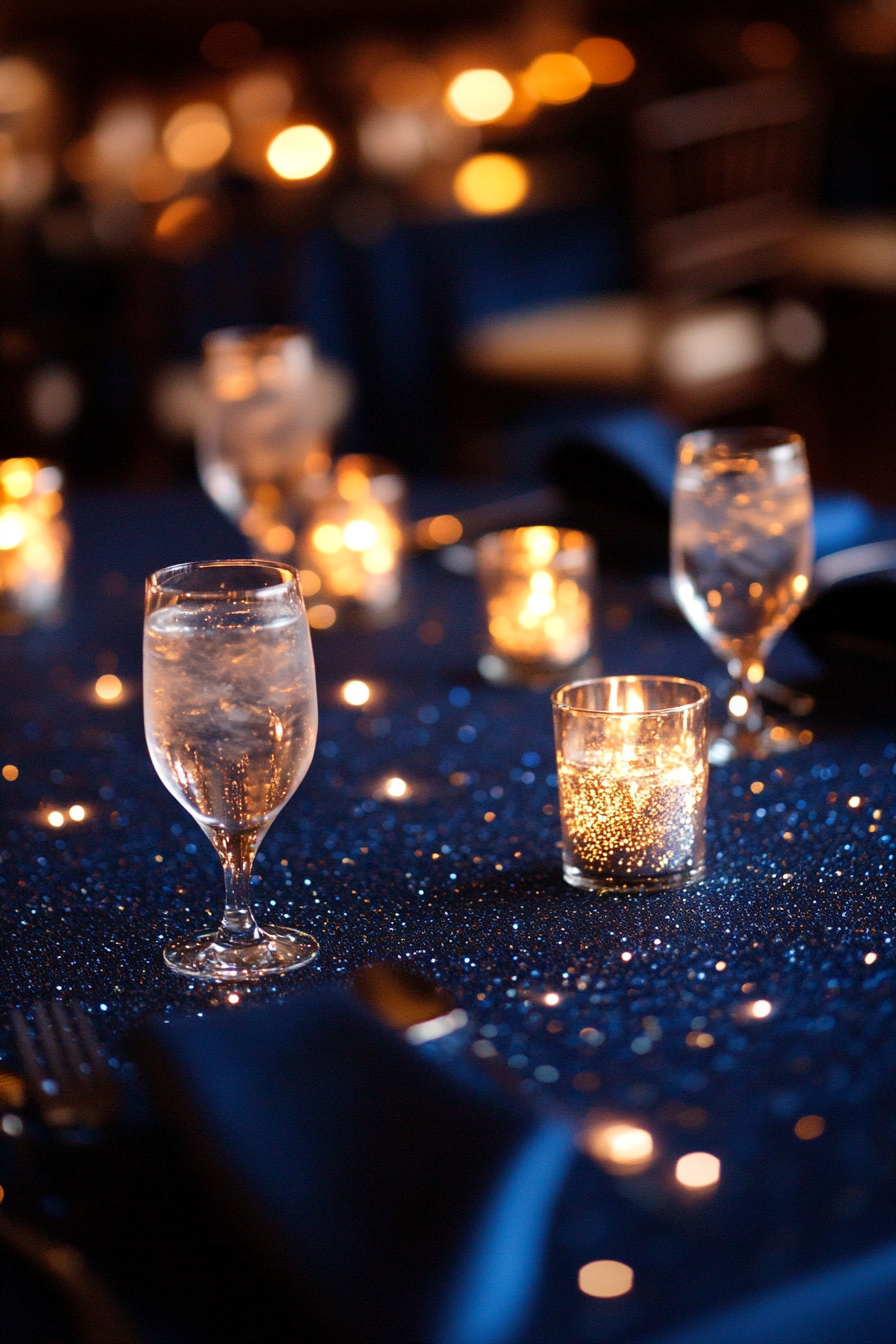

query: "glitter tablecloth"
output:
1 487 894 1341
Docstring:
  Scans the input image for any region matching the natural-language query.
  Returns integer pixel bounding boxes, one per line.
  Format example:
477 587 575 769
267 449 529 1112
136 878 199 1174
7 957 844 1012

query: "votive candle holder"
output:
552 676 709 892
477 526 596 685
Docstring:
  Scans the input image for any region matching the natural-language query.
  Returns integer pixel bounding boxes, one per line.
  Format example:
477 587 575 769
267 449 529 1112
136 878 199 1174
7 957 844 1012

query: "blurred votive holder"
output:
196 324 351 548
476 526 596 685
552 676 709 893
0 458 69 633
299 454 405 628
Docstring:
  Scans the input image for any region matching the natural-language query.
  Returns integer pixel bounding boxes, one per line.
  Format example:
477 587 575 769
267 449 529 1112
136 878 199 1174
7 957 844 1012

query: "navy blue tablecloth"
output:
0 486 894 1341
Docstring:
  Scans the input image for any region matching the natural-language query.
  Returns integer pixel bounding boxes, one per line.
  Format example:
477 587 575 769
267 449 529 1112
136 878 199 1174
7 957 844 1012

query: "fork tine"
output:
69 1003 112 1080
13 1006 78 1127
11 1009 49 1100
50 1002 90 1083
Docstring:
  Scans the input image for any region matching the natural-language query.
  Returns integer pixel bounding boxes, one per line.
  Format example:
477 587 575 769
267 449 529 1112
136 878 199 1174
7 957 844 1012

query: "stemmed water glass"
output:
671 427 814 763
144 560 319 979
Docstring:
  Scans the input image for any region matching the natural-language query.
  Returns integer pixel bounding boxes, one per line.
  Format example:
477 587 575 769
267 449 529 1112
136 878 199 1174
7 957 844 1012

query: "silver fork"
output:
11 1001 119 1128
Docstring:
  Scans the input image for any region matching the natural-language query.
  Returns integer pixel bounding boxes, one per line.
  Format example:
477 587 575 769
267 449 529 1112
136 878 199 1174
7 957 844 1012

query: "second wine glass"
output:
671 427 814 762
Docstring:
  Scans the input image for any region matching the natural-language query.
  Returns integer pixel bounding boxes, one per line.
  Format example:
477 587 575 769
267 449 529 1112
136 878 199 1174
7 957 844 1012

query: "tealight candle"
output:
477 526 596 684
299 454 404 623
552 676 709 892
0 458 69 632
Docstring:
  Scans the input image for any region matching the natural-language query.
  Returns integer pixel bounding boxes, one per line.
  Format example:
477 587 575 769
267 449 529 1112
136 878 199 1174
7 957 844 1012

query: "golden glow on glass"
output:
95 674 123 701
675 1152 720 1188
792 573 809 596
445 69 514 124
578 1260 634 1298
385 776 408 797
453 153 529 215
266 124 334 180
163 103 232 171
68 805 86 821
522 53 591 104
574 37 636 85
342 679 371 706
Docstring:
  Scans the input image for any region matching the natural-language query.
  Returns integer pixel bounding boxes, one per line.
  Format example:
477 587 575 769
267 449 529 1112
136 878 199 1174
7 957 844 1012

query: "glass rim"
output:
677 426 804 458
147 558 300 600
551 675 710 717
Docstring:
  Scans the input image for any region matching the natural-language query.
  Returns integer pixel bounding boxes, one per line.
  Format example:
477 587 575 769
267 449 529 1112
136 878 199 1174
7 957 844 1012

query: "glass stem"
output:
213 829 263 946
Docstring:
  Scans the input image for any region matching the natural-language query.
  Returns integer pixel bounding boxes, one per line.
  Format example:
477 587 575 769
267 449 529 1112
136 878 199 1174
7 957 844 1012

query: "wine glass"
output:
671 428 814 763
144 560 319 979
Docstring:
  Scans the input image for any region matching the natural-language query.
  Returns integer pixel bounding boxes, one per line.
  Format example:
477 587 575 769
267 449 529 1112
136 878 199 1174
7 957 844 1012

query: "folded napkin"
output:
650 1239 896 1344
135 990 575 1344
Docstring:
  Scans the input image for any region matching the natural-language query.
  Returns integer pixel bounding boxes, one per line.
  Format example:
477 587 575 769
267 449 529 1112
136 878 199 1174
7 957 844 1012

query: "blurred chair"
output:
462 76 818 424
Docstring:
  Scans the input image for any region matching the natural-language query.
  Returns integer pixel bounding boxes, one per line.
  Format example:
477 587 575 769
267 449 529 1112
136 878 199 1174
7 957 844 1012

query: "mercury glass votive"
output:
552 676 709 892
477 526 596 685
0 458 69 632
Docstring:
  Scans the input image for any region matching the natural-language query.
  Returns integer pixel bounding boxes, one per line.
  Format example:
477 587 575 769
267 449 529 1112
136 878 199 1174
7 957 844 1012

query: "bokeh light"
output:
584 1121 654 1171
794 1114 825 1140
307 603 336 629
267 124 334 180
154 196 217 250
675 1152 721 1189
2 765 19 781
0 58 50 115
95 674 123 702
574 37 636 85
749 999 772 1019
739 22 800 70
523 53 591 104
385 776 408 797
445 69 515 124
453 153 529 215
163 103 232 171
47 810 64 828
416 514 463 548
343 679 371 706
578 1260 634 1298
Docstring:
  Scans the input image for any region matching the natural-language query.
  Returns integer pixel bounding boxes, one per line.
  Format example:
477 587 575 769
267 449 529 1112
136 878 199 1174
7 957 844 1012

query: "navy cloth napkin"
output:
136 990 575 1344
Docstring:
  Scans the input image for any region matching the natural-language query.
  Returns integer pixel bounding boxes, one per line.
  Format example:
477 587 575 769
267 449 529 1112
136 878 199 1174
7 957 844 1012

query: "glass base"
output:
163 925 319 981
709 718 811 764
562 861 704 893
